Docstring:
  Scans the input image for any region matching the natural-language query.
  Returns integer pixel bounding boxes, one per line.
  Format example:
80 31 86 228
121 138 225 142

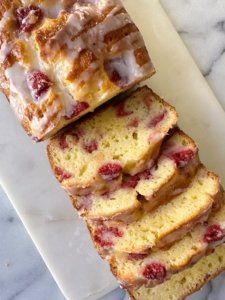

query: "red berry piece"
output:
122 169 151 189
94 226 123 248
99 163 122 181
143 262 166 281
122 175 140 189
83 140 98 153
167 149 194 168
128 253 148 261
128 118 139 128
55 167 72 182
59 134 69 150
139 169 152 180
27 70 52 100
60 125 84 144
148 111 166 128
115 102 133 117
204 224 224 243
16 5 43 33
104 57 129 88
77 195 92 211
143 96 152 110
70 127 85 142
65 102 89 120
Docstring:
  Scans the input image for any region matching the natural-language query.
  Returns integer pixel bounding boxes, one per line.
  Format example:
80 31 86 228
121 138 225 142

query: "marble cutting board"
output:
1 0 225 299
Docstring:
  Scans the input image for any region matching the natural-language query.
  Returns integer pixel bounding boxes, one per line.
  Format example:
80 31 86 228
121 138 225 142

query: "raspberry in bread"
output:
88 166 221 257
47 86 178 196
0 0 155 140
131 128 200 211
72 129 199 222
110 193 225 288
128 244 225 300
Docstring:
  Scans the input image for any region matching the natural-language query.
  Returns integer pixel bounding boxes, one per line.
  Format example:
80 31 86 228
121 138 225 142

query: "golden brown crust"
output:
110 241 221 289
104 23 138 49
67 49 96 81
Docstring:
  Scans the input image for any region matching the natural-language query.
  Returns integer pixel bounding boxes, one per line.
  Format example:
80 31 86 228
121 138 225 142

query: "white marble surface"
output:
1 0 225 299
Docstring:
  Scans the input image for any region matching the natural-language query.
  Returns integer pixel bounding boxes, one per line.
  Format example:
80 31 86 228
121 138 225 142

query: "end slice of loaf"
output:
88 166 221 257
128 244 225 300
71 129 199 222
47 86 178 196
0 0 155 140
110 193 225 288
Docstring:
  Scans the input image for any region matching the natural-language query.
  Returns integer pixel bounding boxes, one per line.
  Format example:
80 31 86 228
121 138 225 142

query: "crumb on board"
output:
4 261 11 267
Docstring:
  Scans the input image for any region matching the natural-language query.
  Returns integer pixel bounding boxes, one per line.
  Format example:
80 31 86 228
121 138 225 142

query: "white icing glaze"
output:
108 49 143 85
52 10 130 59
5 63 31 103
59 89 75 117
0 10 12 30
111 31 144 53
88 12 132 46
44 2 64 18
31 98 61 136
8 95 26 121
21 0 64 18
0 42 13 63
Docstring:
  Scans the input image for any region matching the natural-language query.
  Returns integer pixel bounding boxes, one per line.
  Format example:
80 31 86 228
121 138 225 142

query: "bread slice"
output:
0 0 154 140
71 129 199 222
88 166 221 258
110 193 225 288
47 86 178 196
128 244 225 300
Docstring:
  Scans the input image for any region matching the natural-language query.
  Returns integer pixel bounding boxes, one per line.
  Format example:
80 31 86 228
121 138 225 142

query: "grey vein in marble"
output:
161 0 225 110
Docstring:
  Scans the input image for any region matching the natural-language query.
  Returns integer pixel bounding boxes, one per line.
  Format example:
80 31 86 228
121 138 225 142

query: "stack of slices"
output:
47 85 225 300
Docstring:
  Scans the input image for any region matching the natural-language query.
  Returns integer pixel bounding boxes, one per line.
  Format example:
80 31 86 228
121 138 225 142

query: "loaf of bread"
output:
47 86 177 196
0 0 155 140
110 193 225 288
71 129 199 222
128 244 225 300
88 166 221 257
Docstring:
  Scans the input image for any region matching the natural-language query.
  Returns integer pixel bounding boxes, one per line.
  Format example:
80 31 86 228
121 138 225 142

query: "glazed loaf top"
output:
0 0 154 140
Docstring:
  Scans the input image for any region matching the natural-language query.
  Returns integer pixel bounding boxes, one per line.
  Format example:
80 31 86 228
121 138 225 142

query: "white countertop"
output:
1 1 225 299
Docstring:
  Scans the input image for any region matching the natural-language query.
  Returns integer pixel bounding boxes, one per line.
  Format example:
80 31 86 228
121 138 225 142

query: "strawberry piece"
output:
104 57 129 88
204 224 225 243
55 167 72 182
16 5 43 33
27 70 52 100
94 226 123 248
65 102 89 120
122 175 140 189
115 102 133 117
167 149 194 168
122 169 151 189
128 253 148 261
128 118 139 128
139 169 152 180
99 163 122 181
83 140 98 153
143 262 167 281
59 135 69 150
148 111 166 128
